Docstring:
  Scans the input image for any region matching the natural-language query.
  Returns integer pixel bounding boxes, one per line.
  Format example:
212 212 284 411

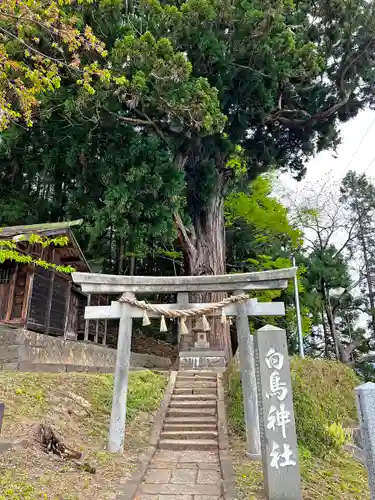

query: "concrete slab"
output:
141 484 222 496
170 468 197 485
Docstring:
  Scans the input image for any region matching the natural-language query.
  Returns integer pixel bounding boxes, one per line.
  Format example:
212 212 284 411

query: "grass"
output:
0 370 168 500
291 357 359 455
225 357 370 499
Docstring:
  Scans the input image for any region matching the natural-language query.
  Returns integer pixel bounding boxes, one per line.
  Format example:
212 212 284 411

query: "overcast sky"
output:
278 108 375 191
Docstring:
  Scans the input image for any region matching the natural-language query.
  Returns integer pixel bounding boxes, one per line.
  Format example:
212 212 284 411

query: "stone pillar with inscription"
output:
254 325 301 500
355 382 375 499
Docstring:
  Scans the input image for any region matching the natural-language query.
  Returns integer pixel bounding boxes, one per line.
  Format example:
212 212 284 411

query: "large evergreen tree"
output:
0 112 184 274
2 0 375 350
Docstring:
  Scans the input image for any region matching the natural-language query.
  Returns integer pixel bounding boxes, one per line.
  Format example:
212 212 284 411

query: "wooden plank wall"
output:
27 268 51 333
0 283 9 320
27 268 69 336
49 275 69 335
11 266 27 319
0 263 14 319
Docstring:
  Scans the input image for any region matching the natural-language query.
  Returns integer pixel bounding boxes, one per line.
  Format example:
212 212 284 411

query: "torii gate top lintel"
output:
72 267 296 294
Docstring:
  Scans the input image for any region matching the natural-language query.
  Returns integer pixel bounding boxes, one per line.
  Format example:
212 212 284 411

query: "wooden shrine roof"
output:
0 219 91 273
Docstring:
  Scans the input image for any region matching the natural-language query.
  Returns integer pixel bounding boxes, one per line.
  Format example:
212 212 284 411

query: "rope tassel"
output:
142 310 151 326
202 314 211 331
221 308 227 325
160 315 167 332
180 317 189 335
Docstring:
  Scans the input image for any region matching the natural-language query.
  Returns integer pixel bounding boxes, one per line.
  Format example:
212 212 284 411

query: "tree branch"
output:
268 38 374 128
231 63 272 79
104 107 170 145
173 212 197 265
0 26 68 67
352 352 375 365
103 107 154 126
133 108 169 144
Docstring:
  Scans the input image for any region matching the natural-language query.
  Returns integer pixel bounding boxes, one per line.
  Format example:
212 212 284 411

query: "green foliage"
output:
340 170 375 333
225 357 359 457
285 304 313 339
0 114 184 273
0 234 74 272
305 246 351 292
326 422 351 451
0 0 108 130
226 176 302 249
355 362 375 383
225 176 302 280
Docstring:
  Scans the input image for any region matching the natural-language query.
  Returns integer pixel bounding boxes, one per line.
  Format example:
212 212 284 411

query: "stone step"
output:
174 387 217 395
158 439 218 451
175 381 217 389
161 430 218 440
164 416 217 425
163 423 217 432
169 400 216 409
177 375 217 382
178 371 218 377
168 407 216 417
171 394 217 401
141 483 222 497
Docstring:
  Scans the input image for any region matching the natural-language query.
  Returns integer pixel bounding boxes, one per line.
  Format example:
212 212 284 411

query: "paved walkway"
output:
138 449 223 500
136 371 224 500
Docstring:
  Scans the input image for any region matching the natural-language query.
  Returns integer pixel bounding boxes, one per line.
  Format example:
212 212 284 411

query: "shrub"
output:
326 422 351 450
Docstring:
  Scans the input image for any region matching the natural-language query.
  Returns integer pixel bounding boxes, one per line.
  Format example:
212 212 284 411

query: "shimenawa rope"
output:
119 293 248 333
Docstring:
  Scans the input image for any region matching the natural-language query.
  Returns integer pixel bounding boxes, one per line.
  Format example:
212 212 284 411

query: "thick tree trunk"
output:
321 283 340 361
175 163 232 358
322 285 354 363
129 255 136 276
187 191 225 277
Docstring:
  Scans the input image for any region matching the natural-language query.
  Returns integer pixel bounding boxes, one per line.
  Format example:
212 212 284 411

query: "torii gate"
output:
72 268 296 454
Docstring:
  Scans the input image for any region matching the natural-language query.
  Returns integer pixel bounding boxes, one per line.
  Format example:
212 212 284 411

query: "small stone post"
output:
355 382 375 499
234 290 261 459
254 325 301 500
107 298 133 453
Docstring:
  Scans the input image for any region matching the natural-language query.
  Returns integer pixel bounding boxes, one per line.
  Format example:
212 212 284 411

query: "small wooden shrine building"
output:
0 220 102 340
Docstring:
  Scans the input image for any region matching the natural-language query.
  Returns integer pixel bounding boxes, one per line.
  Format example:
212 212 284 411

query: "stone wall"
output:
0 325 171 369
179 349 226 372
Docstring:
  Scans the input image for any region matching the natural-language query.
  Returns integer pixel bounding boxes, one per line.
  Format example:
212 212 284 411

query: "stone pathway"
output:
139 449 222 500
136 371 224 500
